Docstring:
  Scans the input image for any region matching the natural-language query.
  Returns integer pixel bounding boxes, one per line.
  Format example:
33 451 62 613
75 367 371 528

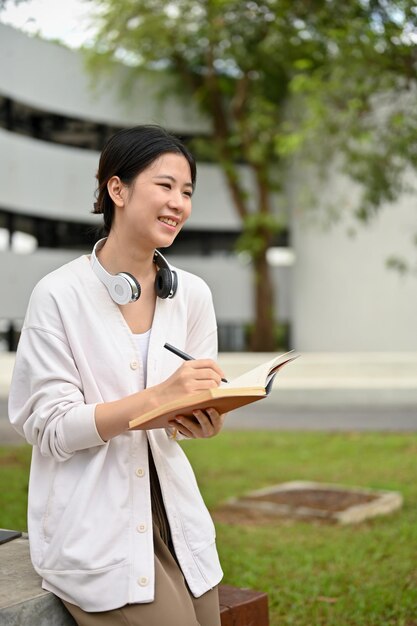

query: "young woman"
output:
8 125 226 626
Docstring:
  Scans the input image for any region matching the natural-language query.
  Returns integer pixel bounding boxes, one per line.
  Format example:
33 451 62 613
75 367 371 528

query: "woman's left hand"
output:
169 408 226 439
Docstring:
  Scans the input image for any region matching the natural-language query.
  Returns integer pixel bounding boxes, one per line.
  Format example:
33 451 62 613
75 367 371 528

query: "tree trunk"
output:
249 164 277 352
250 248 276 352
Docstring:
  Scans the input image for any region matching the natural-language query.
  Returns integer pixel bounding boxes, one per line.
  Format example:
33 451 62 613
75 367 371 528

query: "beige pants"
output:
62 522 221 626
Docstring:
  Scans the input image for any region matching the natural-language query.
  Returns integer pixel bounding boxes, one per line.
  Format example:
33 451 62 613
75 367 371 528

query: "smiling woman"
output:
8 125 226 626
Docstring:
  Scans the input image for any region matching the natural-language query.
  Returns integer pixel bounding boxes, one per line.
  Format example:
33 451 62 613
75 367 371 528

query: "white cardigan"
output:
8 254 223 611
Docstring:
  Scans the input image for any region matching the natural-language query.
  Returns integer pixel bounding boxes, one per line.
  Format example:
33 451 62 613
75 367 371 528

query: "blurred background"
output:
1 0 417 357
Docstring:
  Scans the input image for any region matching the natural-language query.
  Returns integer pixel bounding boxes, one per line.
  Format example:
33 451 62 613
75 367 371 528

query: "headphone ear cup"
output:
171 270 178 298
112 272 141 305
154 267 174 299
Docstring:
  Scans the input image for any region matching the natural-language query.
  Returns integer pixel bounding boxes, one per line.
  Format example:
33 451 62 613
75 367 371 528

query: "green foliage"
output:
386 255 409 274
283 2 417 222
236 212 285 259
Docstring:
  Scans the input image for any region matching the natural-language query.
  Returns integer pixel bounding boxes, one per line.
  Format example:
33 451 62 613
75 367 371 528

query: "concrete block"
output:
219 481 403 525
0 535 75 625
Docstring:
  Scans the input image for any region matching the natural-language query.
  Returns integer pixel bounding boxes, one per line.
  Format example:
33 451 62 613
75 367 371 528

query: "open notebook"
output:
129 351 299 431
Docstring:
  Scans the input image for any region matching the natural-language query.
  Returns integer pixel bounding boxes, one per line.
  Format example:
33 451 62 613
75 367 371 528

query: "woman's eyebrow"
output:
153 174 193 188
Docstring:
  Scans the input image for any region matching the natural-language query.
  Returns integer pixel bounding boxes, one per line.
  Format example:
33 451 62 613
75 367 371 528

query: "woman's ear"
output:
107 176 126 208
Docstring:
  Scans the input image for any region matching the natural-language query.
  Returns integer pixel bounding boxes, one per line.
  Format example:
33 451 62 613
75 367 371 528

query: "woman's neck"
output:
98 233 156 281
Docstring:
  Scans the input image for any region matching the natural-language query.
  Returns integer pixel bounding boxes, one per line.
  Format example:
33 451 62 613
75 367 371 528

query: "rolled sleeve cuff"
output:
60 403 105 453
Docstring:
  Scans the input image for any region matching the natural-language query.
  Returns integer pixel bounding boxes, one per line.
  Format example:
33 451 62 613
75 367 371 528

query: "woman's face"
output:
114 152 193 250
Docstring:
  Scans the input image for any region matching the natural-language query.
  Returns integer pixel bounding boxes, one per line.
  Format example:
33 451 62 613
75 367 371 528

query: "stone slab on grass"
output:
218 481 403 525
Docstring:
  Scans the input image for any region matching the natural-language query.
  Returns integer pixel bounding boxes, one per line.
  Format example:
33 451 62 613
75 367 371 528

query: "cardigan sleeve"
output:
8 327 105 461
184 274 218 361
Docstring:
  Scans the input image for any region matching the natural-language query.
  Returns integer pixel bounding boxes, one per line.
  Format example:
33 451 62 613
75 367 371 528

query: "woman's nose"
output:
167 190 185 210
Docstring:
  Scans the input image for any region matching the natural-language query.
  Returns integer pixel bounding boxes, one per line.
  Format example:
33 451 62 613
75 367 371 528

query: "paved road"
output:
2 397 416 446
223 402 417 431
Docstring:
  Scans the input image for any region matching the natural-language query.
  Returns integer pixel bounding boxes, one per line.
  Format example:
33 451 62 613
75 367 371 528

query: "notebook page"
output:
221 351 299 390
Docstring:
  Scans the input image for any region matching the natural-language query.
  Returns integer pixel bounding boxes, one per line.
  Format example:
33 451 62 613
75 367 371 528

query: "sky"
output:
0 0 96 47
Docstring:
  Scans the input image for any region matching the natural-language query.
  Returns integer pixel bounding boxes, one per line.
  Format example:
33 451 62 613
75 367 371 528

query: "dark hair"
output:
93 125 197 235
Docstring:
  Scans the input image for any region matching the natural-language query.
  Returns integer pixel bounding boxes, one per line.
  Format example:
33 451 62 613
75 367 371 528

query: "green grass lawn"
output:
1 431 417 626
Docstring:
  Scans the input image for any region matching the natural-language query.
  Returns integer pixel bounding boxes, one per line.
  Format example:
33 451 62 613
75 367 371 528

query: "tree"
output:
286 1 417 274
84 0 417 347
289 2 417 212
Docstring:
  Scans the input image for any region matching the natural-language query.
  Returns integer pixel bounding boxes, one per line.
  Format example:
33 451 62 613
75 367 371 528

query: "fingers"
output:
184 359 226 382
175 360 224 393
170 418 195 439
159 359 226 410
169 408 225 439
190 369 222 385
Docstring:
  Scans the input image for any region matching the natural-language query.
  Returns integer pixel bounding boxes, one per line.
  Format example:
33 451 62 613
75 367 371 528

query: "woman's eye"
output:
157 183 192 198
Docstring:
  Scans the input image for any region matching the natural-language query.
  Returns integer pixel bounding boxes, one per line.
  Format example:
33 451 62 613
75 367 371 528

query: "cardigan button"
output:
137 523 147 533
138 576 149 586
135 468 145 477
130 360 139 370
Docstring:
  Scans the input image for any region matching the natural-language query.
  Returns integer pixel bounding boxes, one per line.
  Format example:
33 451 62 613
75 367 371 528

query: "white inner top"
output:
132 328 151 387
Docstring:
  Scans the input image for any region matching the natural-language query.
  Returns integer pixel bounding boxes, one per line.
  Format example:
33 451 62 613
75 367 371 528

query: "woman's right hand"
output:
155 359 226 404
95 359 225 441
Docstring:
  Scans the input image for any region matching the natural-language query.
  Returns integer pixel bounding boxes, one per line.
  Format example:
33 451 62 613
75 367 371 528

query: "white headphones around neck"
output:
90 238 178 305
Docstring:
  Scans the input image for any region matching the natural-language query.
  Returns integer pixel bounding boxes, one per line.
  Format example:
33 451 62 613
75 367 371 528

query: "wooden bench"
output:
219 584 269 626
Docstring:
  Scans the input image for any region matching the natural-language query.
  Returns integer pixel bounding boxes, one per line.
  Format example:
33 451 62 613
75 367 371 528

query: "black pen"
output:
164 342 228 383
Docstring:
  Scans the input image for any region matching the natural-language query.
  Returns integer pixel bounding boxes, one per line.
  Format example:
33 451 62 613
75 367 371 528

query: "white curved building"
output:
1 23 416 352
0 23 291 351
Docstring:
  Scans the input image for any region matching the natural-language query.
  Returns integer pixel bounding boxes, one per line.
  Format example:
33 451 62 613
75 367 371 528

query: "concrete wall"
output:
0 249 292 324
0 23 208 133
0 128 246 230
291 169 417 351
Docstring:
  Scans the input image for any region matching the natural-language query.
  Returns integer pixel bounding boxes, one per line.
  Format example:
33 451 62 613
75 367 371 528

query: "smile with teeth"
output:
158 217 178 227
